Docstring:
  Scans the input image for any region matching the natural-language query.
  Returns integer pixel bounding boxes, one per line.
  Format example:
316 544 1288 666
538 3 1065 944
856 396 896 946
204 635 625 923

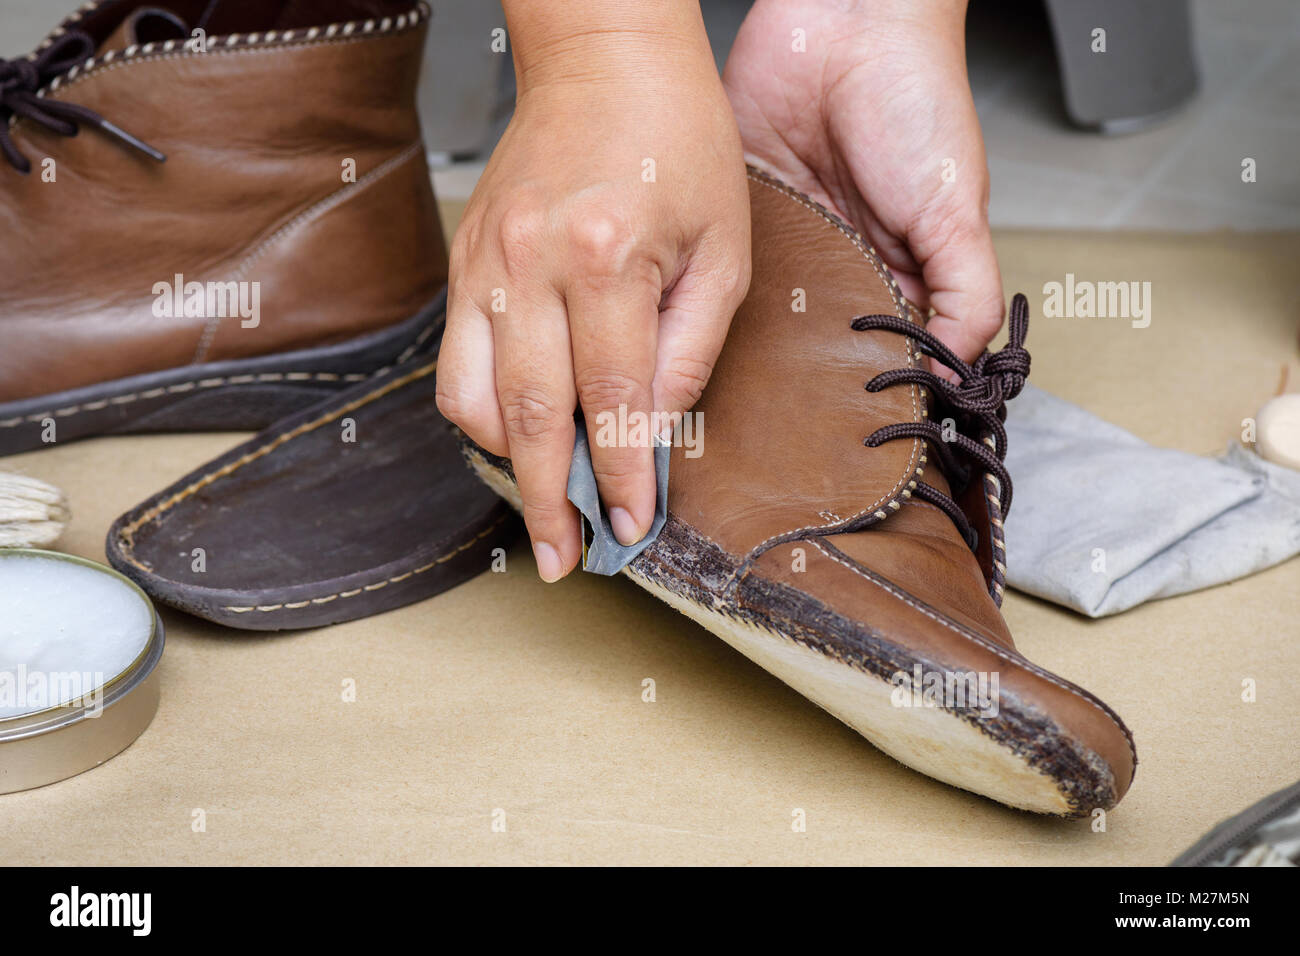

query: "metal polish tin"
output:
0 549 164 794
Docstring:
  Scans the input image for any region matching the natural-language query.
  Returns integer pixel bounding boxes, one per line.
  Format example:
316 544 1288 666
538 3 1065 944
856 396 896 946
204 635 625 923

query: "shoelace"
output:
851 292 1030 551
0 31 166 175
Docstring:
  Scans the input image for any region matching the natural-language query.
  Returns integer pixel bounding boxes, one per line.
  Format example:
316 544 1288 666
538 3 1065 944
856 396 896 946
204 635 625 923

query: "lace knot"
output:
971 293 1031 402
0 57 39 97
851 293 1033 552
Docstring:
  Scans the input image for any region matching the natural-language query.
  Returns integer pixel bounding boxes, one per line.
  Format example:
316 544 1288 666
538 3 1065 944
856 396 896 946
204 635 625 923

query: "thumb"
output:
652 241 751 425
914 212 1006 371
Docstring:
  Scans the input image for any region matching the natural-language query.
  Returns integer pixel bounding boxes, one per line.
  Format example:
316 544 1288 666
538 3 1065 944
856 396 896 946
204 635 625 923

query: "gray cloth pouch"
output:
1004 384 1300 617
566 421 671 575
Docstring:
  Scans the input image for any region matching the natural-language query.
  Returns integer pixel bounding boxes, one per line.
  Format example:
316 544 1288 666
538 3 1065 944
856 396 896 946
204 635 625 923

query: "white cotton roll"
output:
0 473 70 548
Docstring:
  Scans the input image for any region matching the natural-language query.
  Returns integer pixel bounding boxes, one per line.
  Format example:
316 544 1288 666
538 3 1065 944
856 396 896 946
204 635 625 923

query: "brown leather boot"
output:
0 1 446 455
464 168 1137 816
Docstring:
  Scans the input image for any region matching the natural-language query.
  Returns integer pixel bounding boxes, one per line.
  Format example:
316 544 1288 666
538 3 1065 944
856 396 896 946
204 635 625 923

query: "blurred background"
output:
3 0 1297 229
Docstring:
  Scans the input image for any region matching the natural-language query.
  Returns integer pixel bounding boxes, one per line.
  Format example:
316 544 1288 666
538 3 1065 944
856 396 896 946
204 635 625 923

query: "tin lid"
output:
0 549 164 794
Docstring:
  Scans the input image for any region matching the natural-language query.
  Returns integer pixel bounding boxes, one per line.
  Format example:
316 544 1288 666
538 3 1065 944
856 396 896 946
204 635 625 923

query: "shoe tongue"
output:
98 6 191 53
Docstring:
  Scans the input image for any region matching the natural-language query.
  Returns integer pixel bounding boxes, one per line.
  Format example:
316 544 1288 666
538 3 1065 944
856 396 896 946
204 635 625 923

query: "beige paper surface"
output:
2 221 1297 865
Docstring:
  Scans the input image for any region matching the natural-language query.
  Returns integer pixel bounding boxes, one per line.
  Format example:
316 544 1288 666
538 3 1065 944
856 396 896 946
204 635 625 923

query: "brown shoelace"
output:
0 31 166 175
851 292 1030 551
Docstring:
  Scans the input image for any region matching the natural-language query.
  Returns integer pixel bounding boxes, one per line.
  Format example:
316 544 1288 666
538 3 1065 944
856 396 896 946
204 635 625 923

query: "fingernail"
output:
533 541 566 583
609 507 645 546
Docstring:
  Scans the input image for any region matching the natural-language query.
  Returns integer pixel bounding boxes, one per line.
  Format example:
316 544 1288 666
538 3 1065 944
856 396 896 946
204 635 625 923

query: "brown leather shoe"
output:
463 168 1137 816
0 1 445 456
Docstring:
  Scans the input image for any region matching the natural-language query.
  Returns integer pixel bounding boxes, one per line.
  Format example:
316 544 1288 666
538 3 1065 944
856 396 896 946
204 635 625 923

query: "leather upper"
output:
0 0 446 402
668 172 926 557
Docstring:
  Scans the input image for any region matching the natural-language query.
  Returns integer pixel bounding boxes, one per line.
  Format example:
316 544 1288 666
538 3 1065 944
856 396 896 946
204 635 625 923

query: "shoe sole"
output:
463 443 1125 817
0 289 446 458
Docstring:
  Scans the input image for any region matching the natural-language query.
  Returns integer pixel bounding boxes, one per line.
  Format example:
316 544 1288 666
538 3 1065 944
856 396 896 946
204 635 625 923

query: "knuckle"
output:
500 386 568 443
591 455 643 486
575 368 642 413
447 240 467 282
522 497 569 529
969 291 1008 333
449 215 484 277
661 354 715 409
447 244 471 295
434 381 478 429
566 211 637 276
591 467 642 498
725 255 753 305
446 282 478 321
496 201 549 275
942 202 990 245
911 192 988 255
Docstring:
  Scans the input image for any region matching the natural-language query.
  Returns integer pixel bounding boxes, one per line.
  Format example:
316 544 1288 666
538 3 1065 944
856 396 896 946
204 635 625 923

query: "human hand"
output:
437 1 750 582
723 0 1004 367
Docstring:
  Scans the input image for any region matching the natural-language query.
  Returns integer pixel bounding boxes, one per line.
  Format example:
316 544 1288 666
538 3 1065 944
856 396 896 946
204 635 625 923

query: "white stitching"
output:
220 516 510 613
740 171 923 558
36 34 415 99
27 4 428 103
0 371 363 427
806 537 1136 763
0 316 438 429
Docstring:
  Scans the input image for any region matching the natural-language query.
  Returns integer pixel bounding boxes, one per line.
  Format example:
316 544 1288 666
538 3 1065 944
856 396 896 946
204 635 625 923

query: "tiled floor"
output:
3 1 1297 230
